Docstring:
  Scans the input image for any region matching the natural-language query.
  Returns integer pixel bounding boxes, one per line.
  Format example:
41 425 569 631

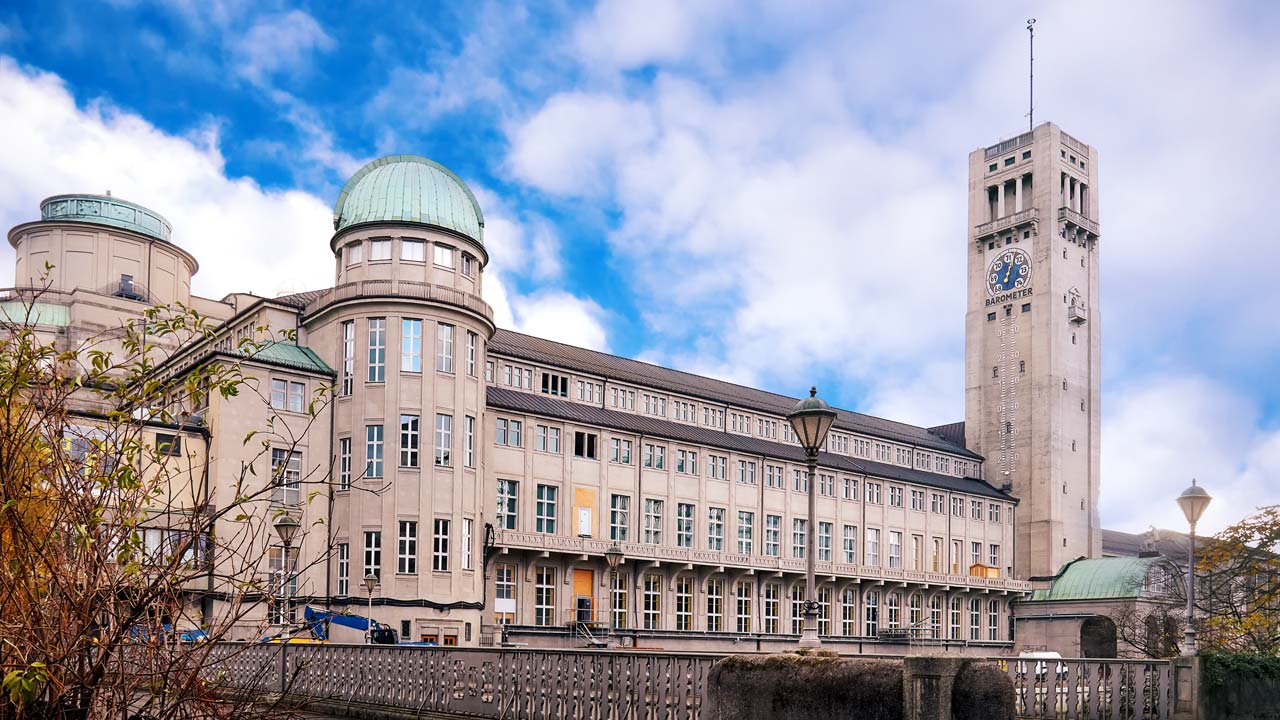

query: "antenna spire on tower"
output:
1027 18 1036 132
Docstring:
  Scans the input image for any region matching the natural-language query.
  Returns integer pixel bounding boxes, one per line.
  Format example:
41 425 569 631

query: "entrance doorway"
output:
573 569 595 623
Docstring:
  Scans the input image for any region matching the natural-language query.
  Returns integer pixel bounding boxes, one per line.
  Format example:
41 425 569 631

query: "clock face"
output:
987 248 1032 295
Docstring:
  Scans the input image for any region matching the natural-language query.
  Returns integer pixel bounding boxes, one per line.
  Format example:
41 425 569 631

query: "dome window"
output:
345 242 363 266
369 238 391 261
402 239 425 262
433 244 455 269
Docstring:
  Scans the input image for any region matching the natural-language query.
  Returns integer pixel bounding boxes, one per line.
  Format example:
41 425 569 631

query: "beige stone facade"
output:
964 122 1103 580
5 131 1113 652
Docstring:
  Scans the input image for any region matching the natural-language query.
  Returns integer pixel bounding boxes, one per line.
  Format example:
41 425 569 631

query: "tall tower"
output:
964 122 1102 579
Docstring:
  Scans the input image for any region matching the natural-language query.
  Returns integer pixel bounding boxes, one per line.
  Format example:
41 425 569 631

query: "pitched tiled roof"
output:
487 386 1011 501
274 289 330 308
489 329 981 459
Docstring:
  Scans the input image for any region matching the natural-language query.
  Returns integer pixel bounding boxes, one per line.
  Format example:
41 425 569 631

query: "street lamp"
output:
1176 479 1212 656
363 572 380 644
272 514 300 639
605 542 624 641
787 387 837 648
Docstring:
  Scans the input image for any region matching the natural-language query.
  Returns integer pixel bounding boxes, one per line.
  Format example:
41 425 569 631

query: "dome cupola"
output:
333 155 484 244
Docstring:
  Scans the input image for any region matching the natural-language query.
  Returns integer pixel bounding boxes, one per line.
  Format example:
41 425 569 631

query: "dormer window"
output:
346 242 363 266
433 244 455 269
369 238 391 261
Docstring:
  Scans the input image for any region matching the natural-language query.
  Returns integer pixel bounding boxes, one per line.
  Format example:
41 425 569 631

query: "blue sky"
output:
0 0 1277 533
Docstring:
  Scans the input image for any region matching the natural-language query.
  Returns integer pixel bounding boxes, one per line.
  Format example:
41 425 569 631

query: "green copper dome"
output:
41 194 172 242
333 155 484 244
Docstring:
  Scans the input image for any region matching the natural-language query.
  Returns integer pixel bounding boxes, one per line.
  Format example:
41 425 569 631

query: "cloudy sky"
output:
0 0 1276 534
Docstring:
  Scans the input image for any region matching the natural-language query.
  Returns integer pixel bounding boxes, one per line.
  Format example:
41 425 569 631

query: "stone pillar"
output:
1172 656 1200 720
905 657 1014 720
1014 175 1024 213
997 182 1006 218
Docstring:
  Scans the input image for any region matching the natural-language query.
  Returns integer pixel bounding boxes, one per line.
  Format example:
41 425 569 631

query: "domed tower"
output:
308 155 494 645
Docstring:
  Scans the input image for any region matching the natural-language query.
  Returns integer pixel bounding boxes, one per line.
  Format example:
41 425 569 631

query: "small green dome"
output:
41 194 172 242
333 155 484 244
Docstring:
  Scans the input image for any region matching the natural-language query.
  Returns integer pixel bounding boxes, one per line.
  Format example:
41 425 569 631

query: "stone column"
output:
997 182 1006 218
1014 175 1024 213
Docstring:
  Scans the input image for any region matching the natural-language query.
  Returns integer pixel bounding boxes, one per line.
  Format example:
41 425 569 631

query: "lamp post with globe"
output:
1176 480 1212 656
787 387 837 648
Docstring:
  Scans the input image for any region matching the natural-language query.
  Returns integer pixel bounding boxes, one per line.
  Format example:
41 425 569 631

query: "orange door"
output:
573 569 595 622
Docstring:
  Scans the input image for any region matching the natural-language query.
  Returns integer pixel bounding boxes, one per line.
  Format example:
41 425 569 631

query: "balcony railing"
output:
496 531 1031 592
985 131 1034 160
302 279 494 323
1058 206 1100 238
973 207 1038 240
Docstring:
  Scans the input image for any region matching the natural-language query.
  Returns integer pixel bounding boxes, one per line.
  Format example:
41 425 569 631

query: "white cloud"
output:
231 10 334 84
0 57 333 299
1101 375 1280 535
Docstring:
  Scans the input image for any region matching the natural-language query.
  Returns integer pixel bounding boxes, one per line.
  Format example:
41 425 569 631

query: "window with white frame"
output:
270 448 301 505
399 414 419 467
951 497 964 517
763 583 780 634
707 507 725 551
340 321 355 395
910 490 926 511
950 597 962 639
336 543 350 595
674 502 691 547
765 515 781 557
988 599 1000 640
642 574 662 629
971 499 983 520
535 425 561 453
461 253 474 277
792 519 807 559
494 418 522 447
346 241 363 266
841 588 857 636
969 598 982 640
572 430 597 458
931 493 945 513
818 522 832 561
462 518 473 570
865 482 882 504
818 472 834 497
888 531 902 569
737 511 754 554
401 318 422 372
401 238 425 261
612 573 628 630
989 544 1000 568
338 437 352 490
793 469 809 493
864 590 879 636
865 528 880 566
496 480 517 530
610 438 632 464
464 415 475 468
738 460 756 484
706 579 724 632
988 503 1002 523
642 443 665 469
370 238 391 261
766 464 784 488
431 518 450 572
363 531 381 580
398 520 418 574
736 581 753 632
495 564 516 625
676 449 698 474
675 576 692 631
436 323 454 373
367 318 386 382
889 486 903 507
707 454 727 479
534 567 555 626
843 476 858 499
434 414 452 466
843 525 857 563
433 244 455 268
610 495 630 542
535 485 557 534
466 331 477 376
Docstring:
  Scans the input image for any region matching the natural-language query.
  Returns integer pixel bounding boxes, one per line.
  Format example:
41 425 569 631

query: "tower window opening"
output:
1072 333 1077 345
987 312 996 322
1019 361 1025 373
988 163 997 172
992 366 998 379
1005 306 1012 317
988 241 995 250
1004 157 1015 167
1063 250 1067 259
1063 538 1068 547
1005 422 1012 434
1022 151 1031 160
1062 379 1067 390
1063 484 1067 494
1023 230 1030 239
1071 440 1077 451
1080 401 1085 412
1021 303 1031 313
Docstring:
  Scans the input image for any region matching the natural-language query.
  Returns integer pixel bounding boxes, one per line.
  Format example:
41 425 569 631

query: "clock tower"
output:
964 122 1102 579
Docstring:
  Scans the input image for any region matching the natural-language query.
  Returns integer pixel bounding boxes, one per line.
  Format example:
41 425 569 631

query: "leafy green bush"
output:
1202 652 1280 694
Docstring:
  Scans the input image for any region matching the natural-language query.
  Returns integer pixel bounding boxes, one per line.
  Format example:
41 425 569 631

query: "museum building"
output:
4 122 1111 653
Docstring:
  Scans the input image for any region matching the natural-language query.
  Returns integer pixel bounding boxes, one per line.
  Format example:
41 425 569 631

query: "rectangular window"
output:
434 244 455 268
931 493 945 513
336 543 350 595
865 482 882 504
370 238 391 260
401 238 425 261
736 581 753 633
270 378 286 409
643 443 665 469
910 490 926 511
971 499 983 520
706 454 727 479
792 519 807 559
495 564 516 624
461 253 474 277
494 418 522 447
340 321 355 395
737 511 754 554
436 323 454 373
611 573 628 630
644 499 664 544
534 567 555 626
765 515 781 557
462 518 473 570
971 541 982 567
988 600 1000 641
402 318 422 372
155 433 181 457
270 448 301 505
399 414 419 467
841 589 857 636
434 414 452 466
989 503 1001 523
866 528 880 566
573 431 598 459
610 495 630 542
865 591 879 636
485 360 494 382
889 486 903 508
338 437 352 490
536 485 557 534
842 525 857 563
464 415 475 468
707 507 725 550
792 584 806 635
367 318 386 382
675 576 693 631
763 583 780 634
535 425 561 453
989 543 1000 568
888 531 902 569
397 520 418 574
610 438 633 464
346 241 363 265
432 519 450 572
706 579 724 632
674 502 691 547
738 460 756 484
540 372 568 397
363 531 382 580
818 522 832 562
970 598 982 640
465 331 478 376
496 480 517 530
952 497 964 517
643 574 661 630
